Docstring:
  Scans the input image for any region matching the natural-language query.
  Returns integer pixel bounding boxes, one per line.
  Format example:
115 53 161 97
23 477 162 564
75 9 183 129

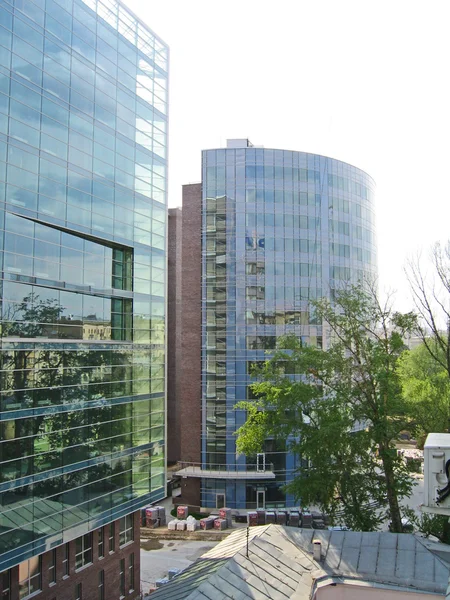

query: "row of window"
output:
0 121 165 203
329 219 374 243
329 195 372 221
5 0 168 69
1 379 165 415
0 420 164 477
0 2 167 111
243 213 322 229
244 236 319 253
205 181 371 206
2 192 165 250
0 517 134 599
0 72 165 166
205 166 371 201
2 278 164 320
207 279 366 308
2 218 133 287
0 463 164 537
0 107 164 192
0 47 165 139
205 286 322 305
245 310 317 326
0 159 165 236
245 335 325 350
243 234 322 253
0 135 166 222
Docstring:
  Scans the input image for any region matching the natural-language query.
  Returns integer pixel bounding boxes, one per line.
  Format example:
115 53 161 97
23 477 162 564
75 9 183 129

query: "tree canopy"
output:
397 342 450 446
235 285 417 532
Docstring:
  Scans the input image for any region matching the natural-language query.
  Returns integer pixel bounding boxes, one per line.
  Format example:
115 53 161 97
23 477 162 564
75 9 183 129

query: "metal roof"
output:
145 525 450 600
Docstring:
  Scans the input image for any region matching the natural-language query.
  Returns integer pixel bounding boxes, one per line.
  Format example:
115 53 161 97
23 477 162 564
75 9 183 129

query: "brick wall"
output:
179 184 202 466
167 207 182 464
0 512 141 600
166 184 202 508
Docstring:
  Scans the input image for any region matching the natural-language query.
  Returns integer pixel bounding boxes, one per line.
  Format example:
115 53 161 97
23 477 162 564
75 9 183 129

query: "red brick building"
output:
167 185 202 508
0 512 141 600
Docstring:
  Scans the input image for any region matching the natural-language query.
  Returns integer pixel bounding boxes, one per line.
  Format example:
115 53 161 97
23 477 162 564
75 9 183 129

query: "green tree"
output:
403 507 450 544
235 285 416 532
397 342 450 446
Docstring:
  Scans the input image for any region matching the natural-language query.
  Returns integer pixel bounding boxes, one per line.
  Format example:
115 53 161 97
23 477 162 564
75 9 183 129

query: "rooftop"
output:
146 524 450 599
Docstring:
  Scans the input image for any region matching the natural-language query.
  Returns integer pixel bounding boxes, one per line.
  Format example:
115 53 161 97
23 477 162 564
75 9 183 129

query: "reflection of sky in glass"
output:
200 146 377 508
0 0 168 573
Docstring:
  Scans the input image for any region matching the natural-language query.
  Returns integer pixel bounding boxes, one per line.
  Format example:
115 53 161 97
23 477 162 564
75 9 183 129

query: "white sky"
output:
125 0 450 311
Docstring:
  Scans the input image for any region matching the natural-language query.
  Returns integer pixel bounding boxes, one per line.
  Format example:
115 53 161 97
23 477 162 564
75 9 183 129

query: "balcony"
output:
174 461 275 480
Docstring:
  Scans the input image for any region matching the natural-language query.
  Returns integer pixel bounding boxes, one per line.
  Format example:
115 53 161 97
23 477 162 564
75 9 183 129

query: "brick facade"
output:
0 512 141 600
167 184 202 507
167 207 182 464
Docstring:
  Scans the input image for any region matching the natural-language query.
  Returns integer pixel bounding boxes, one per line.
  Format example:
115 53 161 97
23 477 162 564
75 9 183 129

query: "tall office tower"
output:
171 140 376 510
0 1 168 598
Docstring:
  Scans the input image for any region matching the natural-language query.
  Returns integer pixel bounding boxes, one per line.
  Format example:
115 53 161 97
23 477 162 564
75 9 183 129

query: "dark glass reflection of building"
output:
171 139 377 511
0 0 168 598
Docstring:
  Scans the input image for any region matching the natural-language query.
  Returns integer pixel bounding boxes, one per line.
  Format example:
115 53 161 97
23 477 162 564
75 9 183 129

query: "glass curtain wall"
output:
201 146 376 508
0 0 168 571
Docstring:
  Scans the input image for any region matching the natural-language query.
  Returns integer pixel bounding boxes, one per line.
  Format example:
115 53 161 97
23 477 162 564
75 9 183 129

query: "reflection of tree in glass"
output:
3 292 65 338
1 293 134 498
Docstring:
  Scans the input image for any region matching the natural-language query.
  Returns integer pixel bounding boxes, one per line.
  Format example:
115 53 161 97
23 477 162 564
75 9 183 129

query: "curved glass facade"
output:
201 143 376 509
0 0 168 571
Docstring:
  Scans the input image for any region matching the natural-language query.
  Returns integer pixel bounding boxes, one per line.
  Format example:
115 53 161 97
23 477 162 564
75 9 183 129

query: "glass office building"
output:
201 139 376 509
0 0 168 574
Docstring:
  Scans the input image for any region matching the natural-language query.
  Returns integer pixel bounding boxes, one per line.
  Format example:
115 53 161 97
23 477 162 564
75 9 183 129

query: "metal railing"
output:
174 461 275 474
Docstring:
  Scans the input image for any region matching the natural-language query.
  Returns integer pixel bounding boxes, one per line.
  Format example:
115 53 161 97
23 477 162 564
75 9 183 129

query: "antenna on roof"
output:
246 526 249 558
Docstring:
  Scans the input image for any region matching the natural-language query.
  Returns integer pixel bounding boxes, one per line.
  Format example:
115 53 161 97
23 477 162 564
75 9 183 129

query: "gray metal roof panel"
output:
223 554 296 599
339 545 361 573
357 545 379 574
147 558 229 600
395 549 415 580
376 548 397 578
378 532 398 549
397 533 416 551
434 556 450 584
342 531 363 548
414 551 436 582
361 531 380 547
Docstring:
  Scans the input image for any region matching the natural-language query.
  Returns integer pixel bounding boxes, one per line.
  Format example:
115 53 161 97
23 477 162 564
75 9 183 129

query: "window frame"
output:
108 523 115 553
98 528 104 559
128 553 134 593
98 570 105 600
62 543 69 578
75 582 82 600
75 533 93 571
119 514 134 547
1 569 11 600
119 559 125 599
18 556 42 599
49 549 57 585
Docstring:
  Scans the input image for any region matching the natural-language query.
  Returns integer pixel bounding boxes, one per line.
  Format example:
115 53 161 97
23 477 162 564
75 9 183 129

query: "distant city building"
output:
0 0 168 598
169 140 376 510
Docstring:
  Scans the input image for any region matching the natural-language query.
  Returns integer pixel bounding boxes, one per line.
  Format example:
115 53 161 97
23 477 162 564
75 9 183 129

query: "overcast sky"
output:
125 0 450 310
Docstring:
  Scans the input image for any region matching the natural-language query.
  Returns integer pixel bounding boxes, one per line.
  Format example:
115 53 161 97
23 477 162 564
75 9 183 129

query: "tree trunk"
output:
380 445 403 532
